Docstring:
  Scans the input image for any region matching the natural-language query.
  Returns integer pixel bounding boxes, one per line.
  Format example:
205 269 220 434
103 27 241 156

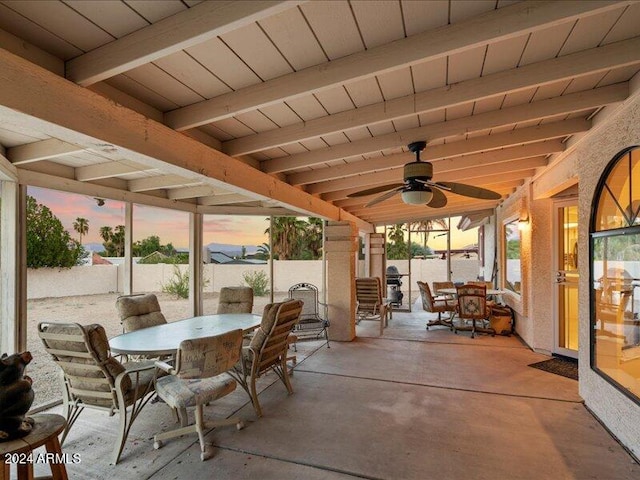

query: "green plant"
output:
242 270 270 296
162 265 189 299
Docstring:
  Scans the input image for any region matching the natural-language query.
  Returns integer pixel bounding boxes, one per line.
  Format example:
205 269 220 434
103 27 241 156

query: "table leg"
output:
16 462 34 480
45 437 68 480
1 461 10 480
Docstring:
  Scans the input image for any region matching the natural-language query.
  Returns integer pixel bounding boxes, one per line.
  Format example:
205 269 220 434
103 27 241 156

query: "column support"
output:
325 221 358 341
189 212 203 316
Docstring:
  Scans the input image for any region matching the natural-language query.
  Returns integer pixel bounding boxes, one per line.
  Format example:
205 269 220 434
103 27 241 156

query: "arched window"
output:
590 146 640 403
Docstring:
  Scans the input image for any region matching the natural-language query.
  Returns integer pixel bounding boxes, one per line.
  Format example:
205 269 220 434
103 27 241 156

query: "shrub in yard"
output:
162 265 189 299
243 270 270 296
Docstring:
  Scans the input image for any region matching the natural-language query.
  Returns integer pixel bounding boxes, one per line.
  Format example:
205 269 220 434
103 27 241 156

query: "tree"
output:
26 195 84 268
410 219 448 252
386 224 407 260
302 217 323 259
73 217 89 245
99 225 125 256
254 242 270 260
265 217 307 260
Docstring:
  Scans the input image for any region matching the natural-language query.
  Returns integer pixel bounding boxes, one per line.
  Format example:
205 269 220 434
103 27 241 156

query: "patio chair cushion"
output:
155 374 237 409
248 302 280 352
116 294 167 332
41 323 131 398
217 287 254 314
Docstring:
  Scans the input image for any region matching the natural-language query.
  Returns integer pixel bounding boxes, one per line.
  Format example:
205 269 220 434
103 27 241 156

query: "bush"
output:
162 265 189 299
243 270 270 297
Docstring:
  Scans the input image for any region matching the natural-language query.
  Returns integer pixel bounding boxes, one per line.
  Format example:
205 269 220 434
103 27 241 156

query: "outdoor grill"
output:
386 266 404 306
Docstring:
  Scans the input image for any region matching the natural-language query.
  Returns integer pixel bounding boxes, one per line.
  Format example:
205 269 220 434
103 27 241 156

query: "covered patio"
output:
1 0 640 477
29 312 638 479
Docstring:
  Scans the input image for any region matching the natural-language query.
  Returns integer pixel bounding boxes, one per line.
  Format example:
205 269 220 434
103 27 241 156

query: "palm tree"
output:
410 219 449 250
303 217 324 259
112 225 125 257
265 217 306 259
73 217 89 245
255 242 270 260
99 226 112 243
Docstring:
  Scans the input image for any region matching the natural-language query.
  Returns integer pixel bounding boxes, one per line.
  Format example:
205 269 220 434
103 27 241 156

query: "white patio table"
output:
109 313 261 357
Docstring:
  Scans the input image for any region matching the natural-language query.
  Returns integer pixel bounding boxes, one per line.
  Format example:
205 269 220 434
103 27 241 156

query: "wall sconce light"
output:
518 215 529 230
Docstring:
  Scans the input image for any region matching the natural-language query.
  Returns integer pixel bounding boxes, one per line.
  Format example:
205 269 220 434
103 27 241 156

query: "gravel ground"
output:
25 291 285 409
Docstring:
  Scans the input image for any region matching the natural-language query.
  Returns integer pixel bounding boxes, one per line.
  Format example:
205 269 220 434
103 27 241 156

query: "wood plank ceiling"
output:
0 0 639 226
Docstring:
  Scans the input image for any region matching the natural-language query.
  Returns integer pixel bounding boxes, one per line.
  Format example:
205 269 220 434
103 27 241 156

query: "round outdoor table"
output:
0 413 68 480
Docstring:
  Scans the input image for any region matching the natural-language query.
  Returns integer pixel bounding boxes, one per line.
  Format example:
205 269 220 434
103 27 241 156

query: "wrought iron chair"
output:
38 322 157 464
355 277 391 335
287 283 330 348
418 281 456 330
228 300 303 417
153 329 245 461
217 286 254 314
453 284 495 338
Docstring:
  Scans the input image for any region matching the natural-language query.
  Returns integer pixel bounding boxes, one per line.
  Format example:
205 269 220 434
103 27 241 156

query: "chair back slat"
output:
356 277 384 315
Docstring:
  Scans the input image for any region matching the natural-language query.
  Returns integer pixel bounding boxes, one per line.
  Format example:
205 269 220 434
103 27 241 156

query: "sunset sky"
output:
27 186 476 250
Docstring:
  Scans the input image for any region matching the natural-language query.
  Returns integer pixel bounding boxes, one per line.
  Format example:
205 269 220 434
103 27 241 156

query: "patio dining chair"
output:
116 293 167 333
153 329 245 461
228 299 302 417
355 277 391 336
453 284 495 338
37 322 157 464
418 281 456 330
217 286 254 314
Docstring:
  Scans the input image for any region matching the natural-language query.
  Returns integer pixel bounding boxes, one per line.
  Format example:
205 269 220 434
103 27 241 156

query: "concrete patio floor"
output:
30 311 640 480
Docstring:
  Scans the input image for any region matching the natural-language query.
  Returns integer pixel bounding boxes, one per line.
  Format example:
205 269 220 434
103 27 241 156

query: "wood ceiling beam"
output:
196 205 294 216
66 1 299 86
0 152 18 181
75 161 153 181
225 36 640 156
164 0 627 130
290 138 563 187
323 169 536 203
128 174 202 192
7 138 84 165
167 185 229 200
197 193 255 206
18 168 195 213
309 156 548 196
264 83 625 174
0 49 373 232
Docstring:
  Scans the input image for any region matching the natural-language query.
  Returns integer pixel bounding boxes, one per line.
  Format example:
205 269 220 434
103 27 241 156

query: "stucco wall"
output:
496 186 532 344
575 93 640 459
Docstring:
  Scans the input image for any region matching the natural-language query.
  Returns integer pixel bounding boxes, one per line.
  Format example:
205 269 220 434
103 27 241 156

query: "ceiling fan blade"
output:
435 181 501 200
347 183 404 198
365 187 404 207
427 187 447 208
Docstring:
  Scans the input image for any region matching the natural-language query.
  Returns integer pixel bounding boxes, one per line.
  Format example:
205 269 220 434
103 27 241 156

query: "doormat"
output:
528 357 578 381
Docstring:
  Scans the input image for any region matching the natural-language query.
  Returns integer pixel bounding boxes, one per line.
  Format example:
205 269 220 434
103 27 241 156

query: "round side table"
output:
0 413 68 480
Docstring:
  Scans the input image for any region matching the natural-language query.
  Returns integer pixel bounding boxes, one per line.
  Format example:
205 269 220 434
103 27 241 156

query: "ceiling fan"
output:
347 141 502 208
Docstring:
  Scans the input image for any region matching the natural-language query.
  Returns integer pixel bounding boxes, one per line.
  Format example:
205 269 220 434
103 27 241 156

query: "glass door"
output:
555 200 579 357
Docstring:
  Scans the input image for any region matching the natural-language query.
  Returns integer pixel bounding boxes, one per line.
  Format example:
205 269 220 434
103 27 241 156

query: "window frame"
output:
502 215 522 298
589 145 640 406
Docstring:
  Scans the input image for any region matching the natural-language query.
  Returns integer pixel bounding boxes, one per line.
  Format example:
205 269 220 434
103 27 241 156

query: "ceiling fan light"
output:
401 189 433 205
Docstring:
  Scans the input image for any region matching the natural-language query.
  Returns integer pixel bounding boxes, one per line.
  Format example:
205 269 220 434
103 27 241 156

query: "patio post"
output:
325 221 357 341
366 233 386 281
0 181 27 353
